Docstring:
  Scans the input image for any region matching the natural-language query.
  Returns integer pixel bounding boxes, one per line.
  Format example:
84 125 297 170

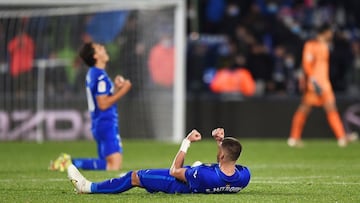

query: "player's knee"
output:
298 104 311 114
324 103 337 112
106 153 122 171
106 162 121 171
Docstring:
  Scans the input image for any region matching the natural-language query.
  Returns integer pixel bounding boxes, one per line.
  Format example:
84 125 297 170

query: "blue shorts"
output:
92 124 122 159
137 169 191 194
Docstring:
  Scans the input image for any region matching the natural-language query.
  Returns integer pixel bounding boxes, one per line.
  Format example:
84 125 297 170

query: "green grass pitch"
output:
0 139 359 203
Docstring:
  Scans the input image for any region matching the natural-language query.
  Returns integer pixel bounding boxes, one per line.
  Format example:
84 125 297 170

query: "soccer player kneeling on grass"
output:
49 43 131 171
67 128 251 194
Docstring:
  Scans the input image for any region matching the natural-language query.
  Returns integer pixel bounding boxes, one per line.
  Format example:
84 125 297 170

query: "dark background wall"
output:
186 98 359 139
0 96 358 140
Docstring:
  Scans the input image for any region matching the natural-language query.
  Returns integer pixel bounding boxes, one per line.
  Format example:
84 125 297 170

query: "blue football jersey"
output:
185 164 250 194
86 67 118 128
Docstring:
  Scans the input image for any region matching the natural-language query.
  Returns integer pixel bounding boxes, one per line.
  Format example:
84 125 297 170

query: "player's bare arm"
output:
169 129 201 182
97 76 132 110
212 128 225 162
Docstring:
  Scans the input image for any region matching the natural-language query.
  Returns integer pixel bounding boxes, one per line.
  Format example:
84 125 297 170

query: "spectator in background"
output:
272 45 288 94
187 42 208 91
330 30 353 92
271 45 297 95
242 3 268 42
210 54 256 96
118 13 147 96
217 37 238 68
204 0 225 34
234 25 255 56
148 33 175 88
222 2 241 36
283 53 297 95
187 0 360 97
351 41 360 95
247 43 274 94
7 30 35 97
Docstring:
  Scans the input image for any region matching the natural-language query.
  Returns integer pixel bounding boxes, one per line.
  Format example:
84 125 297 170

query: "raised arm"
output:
96 75 132 110
169 129 201 182
212 128 225 163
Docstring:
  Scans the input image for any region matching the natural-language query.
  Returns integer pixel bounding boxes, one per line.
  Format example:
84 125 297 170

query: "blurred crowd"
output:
2 0 360 100
186 0 360 97
0 11 175 100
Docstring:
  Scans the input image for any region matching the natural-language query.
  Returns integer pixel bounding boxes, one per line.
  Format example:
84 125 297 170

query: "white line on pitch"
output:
251 180 360 185
252 175 360 180
251 164 360 169
0 178 65 182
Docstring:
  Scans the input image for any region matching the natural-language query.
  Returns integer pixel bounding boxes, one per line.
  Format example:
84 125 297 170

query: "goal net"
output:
0 0 186 142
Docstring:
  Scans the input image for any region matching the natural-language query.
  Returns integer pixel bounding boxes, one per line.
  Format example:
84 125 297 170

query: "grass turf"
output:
0 139 359 203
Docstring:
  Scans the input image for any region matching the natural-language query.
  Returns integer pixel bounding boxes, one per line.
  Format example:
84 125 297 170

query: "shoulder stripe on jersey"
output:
98 75 105 80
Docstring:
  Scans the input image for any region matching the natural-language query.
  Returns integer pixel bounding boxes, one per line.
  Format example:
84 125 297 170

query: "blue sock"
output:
72 158 107 170
91 171 133 193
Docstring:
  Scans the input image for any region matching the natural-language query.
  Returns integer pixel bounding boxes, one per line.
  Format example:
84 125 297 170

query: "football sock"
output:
91 171 133 193
326 111 346 139
290 110 307 140
72 158 107 170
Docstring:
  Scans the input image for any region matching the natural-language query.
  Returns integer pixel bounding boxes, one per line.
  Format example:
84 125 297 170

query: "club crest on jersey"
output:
98 81 106 93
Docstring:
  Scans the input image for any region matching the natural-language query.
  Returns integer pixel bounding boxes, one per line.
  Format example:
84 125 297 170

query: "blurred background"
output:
1 0 360 141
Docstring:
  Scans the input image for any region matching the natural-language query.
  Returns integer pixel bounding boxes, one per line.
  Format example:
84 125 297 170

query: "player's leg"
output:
103 126 123 170
71 157 107 170
71 138 107 170
71 150 122 171
323 101 347 147
104 126 123 170
136 169 191 194
321 90 350 147
68 166 190 194
90 171 135 193
67 164 139 194
288 103 312 147
72 126 122 170
106 152 122 171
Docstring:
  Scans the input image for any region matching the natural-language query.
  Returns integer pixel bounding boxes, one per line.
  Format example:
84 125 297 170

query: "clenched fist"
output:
212 128 224 142
186 129 202 142
114 75 131 89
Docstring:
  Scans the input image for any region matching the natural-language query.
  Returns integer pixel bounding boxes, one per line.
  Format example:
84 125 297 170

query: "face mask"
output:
285 58 295 68
218 44 230 56
228 6 240 16
267 3 278 13
291 25 301 34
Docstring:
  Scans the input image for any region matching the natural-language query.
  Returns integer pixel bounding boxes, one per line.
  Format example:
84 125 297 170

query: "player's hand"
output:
186 129 202 142
114 75 125 87
310 77 322 95
212 128 224 142
114 75 131 89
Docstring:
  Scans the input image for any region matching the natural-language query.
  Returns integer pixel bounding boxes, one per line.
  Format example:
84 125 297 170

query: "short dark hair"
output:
221 137 242 161
79 42 96 67
317 23 332 34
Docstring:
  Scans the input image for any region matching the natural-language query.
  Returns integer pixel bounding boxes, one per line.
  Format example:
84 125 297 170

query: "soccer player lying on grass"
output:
67 128 251 194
